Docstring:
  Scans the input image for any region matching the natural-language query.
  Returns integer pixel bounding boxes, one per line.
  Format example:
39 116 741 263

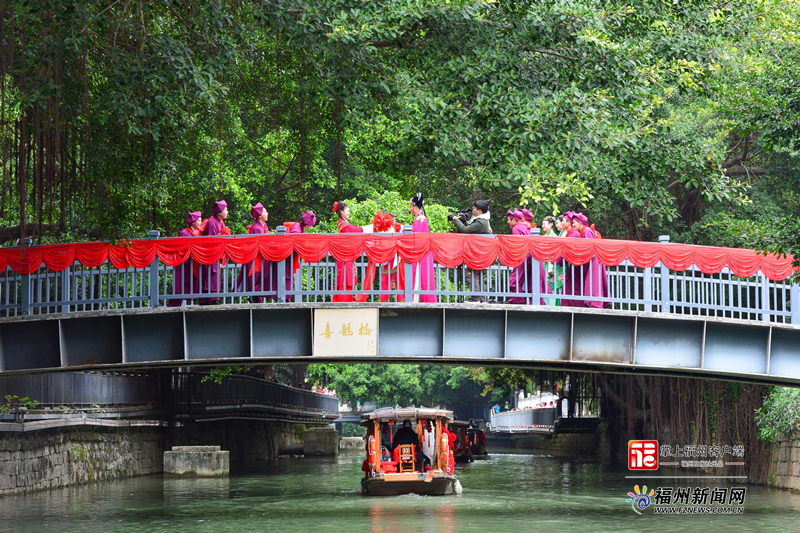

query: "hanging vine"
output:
602 375 771 483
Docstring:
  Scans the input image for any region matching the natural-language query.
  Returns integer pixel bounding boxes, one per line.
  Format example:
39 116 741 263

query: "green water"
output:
2 451 800 533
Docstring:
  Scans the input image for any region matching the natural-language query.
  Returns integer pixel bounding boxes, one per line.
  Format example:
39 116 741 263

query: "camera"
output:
448 209 471 222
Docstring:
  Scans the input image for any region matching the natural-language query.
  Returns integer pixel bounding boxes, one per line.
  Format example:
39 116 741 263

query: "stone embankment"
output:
0 425 162 495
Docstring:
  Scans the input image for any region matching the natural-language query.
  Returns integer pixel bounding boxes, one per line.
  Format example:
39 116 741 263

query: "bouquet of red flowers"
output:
372 211 401 232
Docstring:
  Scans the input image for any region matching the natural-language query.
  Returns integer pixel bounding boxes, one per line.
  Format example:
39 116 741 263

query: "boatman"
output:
380 422 393 452
392 420 426 472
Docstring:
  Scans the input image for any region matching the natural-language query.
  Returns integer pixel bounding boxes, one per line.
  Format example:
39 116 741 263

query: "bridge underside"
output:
1 303 799 387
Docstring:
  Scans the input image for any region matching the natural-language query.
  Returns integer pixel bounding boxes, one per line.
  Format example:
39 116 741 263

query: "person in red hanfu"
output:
572 212 610 309
199 200 230 305
444 424 457 474
409 193 437 303
332 201 368 302
282 211 317 302
168 211 203 308
236 202 277 303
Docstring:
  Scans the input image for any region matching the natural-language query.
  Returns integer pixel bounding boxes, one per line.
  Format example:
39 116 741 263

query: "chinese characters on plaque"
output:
314 308 379 356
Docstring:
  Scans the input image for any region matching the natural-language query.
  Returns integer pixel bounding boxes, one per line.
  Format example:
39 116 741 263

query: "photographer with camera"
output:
451 200 492 302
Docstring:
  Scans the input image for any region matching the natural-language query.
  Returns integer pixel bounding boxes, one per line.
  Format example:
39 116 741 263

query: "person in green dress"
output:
556 214 570 237
542 216 558 238
541 216 562 305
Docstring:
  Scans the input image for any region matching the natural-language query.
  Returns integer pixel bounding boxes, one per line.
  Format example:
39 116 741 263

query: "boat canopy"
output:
360 406 453 425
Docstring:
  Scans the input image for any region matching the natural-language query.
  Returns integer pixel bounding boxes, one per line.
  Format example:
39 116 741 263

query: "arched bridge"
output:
0 231 798 385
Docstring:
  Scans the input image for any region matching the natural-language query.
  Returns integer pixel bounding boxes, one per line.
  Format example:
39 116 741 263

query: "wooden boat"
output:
358 407 462 496
469 426 489 460
450 420 474 463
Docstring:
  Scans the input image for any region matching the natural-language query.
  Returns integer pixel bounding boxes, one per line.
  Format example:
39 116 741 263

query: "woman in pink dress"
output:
409 193 437 303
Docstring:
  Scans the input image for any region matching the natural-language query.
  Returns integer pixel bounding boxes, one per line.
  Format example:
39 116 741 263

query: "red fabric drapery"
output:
0 234 794 281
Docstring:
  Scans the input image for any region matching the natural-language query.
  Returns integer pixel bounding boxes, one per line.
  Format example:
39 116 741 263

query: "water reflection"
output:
367 498 457 533
163 477 231 502
1 450 800 532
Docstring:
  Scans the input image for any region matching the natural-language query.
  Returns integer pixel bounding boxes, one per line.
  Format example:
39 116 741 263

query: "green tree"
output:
308 363 490 418
7 0 799 243
756 387 800 442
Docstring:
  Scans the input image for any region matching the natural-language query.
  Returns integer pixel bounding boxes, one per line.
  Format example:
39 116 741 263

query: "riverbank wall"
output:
0 424 163 496
768 434 800 492
0 419 316 496
489 431 601 456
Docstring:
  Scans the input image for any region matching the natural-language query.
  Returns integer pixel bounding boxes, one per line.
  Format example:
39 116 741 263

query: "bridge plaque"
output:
313 308 379 357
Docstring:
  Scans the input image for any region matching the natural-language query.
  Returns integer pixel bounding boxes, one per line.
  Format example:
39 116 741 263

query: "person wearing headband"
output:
282 211 318 301
506 209 536 304
199 200 229 305
572 212 609 309
408 193 437 303
299 211 317 231
521 208 536 230
237 202 276 303
167 211 203 307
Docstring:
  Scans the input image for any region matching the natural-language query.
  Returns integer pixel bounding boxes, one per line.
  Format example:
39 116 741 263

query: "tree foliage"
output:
755 387 800 442
3 1 800 244
308 363 483 417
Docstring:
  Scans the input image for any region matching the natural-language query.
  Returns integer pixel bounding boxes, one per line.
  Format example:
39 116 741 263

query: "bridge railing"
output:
175 372 340 415
0 371 157 407
0 230 796 324
489 408 558 432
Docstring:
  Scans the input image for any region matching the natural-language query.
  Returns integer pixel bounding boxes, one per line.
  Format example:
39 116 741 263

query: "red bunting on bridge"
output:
0 234 794 280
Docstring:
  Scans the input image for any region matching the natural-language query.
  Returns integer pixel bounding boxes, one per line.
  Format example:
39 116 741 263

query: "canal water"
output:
2 450 800 532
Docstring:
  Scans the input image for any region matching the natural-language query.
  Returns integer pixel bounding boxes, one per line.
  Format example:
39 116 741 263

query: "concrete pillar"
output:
304 427 339 456
164 446 230 477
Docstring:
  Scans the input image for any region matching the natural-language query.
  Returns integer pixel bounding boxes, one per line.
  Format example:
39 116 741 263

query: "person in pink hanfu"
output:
572 212 609 308
507 209 531 304
283 211 317 301
237 202 277 303
558 211 585 307
168 211 203 307
506 208 551 305
409 193 437 303
199 200 229 305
